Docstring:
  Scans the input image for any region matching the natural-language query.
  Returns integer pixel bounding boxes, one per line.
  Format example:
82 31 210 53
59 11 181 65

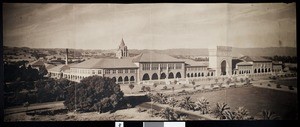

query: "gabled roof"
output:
48 64 71 72
243 56 272 62
29 59 47 66
236 62 253 66
132 52 184 63
272 61 283 65
70 58 138 69
182 59 208 67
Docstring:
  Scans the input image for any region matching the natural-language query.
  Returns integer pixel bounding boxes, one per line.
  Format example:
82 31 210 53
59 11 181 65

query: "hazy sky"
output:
3 3 296 49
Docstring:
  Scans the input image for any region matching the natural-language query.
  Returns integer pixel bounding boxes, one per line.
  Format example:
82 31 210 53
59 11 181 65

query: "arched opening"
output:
221 60 227 75
152 73 158 80
124 76 129 81
198 73 201 77
265 68 267 73
262 69 264 73
211 72 213 76
258 68 261 73
191 73 194 77
160 73 166 79
142 73 150 80
202 72 204 77
268 68 271 72
254 69 257 73
207 72 210 76
194 73 197 77
187 73 190 77
169 72 174 79
175 72 181 78
130 76 135 81
118 76 123 82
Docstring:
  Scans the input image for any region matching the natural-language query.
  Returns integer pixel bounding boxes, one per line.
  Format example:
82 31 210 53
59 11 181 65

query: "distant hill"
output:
129 47 296 57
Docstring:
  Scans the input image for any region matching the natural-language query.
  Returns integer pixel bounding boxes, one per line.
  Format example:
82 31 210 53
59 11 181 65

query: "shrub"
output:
267 84 271 87
260 83 262 85
195 97 210 114
259 110 280 120
141 86 146 92
159 107 178 120
214 102 230 120
163 86 168 90
178 97 195 111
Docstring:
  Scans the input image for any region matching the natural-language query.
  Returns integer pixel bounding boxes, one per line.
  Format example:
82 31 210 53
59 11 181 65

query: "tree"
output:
234 107 252 120
195 97 210 114
259 110 280 120
168 97 178 109
64 76 124 113
129 84 134 94
159 107 178 120
214 102 230 119
178 96 195 111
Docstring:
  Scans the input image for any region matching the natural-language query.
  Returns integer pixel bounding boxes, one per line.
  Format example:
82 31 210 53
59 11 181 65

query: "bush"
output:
64 76 124 113
267 84 271 87
163 86 168 90
141 86 146 92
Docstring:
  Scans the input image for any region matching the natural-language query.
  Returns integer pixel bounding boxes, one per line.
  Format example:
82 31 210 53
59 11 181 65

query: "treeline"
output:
4 62 47 82
264 55 297 63
4 78 75 108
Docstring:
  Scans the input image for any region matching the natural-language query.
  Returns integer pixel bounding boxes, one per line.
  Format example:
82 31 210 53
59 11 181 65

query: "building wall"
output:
186 66 211 77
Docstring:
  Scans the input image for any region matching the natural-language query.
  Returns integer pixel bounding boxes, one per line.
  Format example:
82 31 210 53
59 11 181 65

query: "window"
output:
130 69 135 73
168 64 174 69
152 63 159 70
92 70 95 74
142 63 150 70
118 69 123 73
125 69 128 73
113 70 116 74
104 70 110 74
175 63 182 69
98 70 102 74
161 64 167 69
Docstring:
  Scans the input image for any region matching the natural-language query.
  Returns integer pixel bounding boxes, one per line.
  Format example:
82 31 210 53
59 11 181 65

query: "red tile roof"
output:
182 59 208 67
243 56 272 62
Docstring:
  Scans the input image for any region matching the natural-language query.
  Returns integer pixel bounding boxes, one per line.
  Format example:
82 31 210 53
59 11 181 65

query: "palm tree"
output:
195 97 210 114
159 107 178 120
234 107 251 120
259 110 280 120
168 97 178 109
223 110 235 120
178 96 195 111
214 102 230 119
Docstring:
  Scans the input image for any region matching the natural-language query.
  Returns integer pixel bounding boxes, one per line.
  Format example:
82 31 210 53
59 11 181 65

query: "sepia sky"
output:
3 3 296 49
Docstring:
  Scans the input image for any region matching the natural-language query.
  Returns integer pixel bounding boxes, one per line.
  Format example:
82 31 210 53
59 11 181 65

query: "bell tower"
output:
116 38 129 59
209 46 232 76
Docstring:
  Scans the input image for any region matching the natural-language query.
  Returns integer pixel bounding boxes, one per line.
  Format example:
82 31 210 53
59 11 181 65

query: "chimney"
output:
65 48 68 65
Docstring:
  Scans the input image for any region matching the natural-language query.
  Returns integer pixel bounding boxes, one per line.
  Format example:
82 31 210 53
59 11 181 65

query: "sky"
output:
3 3 296 50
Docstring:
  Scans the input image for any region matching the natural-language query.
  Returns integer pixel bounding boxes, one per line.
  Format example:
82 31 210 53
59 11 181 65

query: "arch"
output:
194 73 197 77
152 73 158 80
221 60 227 75
191 73 194 77
202 72 204 77
207 72 210 76
124 76 129 81
175 72 181 78
265 68 267 73
211 72 213 76
258 68 261 73
118 76 123 82
161 73 166 79
169 72 174 79
268 68 271 72
187 73 190 77
254 69 257 73
262 68 264 73
142 73 150 80
198 73 201 77
130 76 135 81
112 77 116 82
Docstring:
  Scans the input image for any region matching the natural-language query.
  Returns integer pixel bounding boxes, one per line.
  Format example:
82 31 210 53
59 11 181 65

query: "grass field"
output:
177 86 297 119
271 78 297 87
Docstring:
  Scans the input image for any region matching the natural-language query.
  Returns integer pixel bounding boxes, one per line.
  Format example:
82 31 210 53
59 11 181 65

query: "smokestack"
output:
66 48 68 65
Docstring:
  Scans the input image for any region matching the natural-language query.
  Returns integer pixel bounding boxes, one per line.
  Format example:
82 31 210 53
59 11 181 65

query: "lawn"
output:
271 78 297 88
178 86 298 120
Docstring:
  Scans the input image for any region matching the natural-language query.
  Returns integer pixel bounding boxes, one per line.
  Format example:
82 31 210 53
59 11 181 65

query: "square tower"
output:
209 46 232 76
